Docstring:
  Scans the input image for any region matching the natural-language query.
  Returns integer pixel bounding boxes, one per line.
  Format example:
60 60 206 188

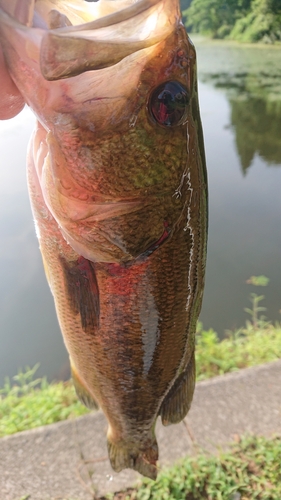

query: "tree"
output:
184 0 251 38
231 0 281 42
184 0 281 42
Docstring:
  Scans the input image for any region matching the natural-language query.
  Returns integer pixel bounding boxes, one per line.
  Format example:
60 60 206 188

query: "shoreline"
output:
2 360 281 499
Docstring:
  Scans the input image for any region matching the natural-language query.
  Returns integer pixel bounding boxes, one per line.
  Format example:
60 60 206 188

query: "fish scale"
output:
55 125 187 196
0 0 207 479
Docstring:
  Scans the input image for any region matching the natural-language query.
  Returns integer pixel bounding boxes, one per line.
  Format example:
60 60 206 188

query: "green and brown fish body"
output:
0 0 207 478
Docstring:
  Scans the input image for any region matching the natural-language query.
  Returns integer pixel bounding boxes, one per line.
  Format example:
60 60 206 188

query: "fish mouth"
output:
0 0 180 80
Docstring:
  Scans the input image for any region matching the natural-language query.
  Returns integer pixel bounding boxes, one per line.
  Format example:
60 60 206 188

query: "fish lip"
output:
39 0 179 80
0 0 181 80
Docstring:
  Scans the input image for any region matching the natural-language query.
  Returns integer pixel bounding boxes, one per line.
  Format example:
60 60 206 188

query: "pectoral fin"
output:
160 351 196 426
59 255 100 332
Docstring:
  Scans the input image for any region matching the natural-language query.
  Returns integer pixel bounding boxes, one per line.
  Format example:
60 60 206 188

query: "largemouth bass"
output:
0 0 207 479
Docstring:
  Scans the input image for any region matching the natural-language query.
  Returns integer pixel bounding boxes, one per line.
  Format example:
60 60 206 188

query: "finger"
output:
0 45 25 119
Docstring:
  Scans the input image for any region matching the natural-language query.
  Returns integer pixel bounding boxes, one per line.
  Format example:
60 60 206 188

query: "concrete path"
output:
1 360 281 500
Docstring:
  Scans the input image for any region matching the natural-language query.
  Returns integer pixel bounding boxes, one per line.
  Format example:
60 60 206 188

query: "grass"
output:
196 293 281 381
14 435 281 499
0 364 88 437
1 277 281 437
103 435 281 500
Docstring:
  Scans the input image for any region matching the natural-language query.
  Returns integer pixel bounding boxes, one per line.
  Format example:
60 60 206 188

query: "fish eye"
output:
148 81 189 127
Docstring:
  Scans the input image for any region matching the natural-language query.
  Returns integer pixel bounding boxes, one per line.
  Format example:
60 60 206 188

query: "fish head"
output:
0 0 204 263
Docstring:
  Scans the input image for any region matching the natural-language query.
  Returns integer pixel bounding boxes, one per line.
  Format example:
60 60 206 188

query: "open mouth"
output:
0 0 179 80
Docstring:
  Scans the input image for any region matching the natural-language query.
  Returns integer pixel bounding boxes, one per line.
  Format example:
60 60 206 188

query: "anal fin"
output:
160 351 195 426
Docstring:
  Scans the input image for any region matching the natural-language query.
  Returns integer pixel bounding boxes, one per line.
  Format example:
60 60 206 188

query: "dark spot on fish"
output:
148 81 189 127
60 255 100 332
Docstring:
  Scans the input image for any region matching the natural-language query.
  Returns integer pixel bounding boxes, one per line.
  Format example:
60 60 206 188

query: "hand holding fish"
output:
0 44 24 118
0 0 207 479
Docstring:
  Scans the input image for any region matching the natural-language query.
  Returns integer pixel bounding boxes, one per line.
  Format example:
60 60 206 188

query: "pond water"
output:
1 38 281 384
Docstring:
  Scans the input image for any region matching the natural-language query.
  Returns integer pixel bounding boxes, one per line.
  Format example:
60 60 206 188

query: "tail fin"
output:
107 435 158 480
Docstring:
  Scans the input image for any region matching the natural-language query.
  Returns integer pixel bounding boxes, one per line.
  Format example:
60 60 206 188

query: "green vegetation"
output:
0 364 88 437
184 0 251 39
1 277 281 437
2 279 281 500
184 0 281 42
105 435 281 500
196 290 281 380
231 0 281 43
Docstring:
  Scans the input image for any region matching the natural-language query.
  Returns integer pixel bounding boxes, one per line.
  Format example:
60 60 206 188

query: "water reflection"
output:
195 37 281 175
198 79 281 338
231 97 281 173
0 108 69 385
203 72 281 173
194 37 281 337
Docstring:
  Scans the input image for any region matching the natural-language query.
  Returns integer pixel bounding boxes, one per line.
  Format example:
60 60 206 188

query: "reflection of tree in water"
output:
230 97 281 174
196 40 281 174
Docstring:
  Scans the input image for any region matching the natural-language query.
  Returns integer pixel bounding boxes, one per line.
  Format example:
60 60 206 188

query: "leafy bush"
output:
196 318 281 381
230 0 281 42
196 279 281 380
184 0 251 38
184 0 281 42
0 364 88 437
